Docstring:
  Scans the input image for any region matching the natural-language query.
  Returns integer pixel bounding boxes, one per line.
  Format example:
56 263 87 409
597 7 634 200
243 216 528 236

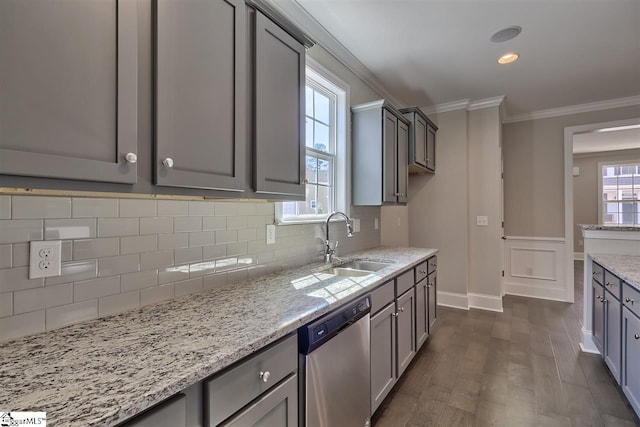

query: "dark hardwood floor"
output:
372 261 640 427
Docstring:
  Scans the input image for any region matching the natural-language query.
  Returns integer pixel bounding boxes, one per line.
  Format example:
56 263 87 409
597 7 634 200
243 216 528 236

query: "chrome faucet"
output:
324 211 354 263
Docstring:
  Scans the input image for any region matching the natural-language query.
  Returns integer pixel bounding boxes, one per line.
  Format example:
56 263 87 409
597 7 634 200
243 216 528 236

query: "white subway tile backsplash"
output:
121 235 157 255
98 218 139 237
12 196 71 219
227 241 248 257
44 218 96 240
0 310 44 342
73 238 119 260
237 228 257 242
202 216 226 231
0 245 11 269
0 267 43 293
0 293 13 317
255 203 274 216
189 231 214 247
203 244 226 260
120 199 157 217
228 268 248 283
159 265 189 285
157 200 188 216
188 261 216 278
214 202 237 216
175 277 203 297
215 257 237 272
158 233 189 250
140 250 174 270
74 276 120 302
175 247 202 265
246 216 265 228
174 216 202 232
248 239 267 254
140 217 173 235
216 229 237 244
226 216 247 230
0 220 43 244
203 272 227 290
11 243 29 267
98 291 140 317
45 260 97 286
14 283 73 314
46 300 97 331
73 198 118 218
61 241 73 261
0 196 10 219
98 255 139 277
140 284 174 306
188 201 215 216
121 269 158 292
236 203 257 216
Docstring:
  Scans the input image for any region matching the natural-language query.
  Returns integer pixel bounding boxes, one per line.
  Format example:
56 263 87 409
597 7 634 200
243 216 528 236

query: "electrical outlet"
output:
29 240 62 279
352 219 360 233
476 216 489 226
266 224 276 245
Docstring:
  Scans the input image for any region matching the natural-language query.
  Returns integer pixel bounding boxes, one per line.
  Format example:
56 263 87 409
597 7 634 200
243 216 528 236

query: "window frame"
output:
598 158 640 226
276 58 350 225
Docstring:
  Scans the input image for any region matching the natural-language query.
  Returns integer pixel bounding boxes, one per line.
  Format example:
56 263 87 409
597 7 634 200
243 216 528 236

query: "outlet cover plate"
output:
29 240 62 279
266 224 276 245
352 219 361 233
476 216 489 226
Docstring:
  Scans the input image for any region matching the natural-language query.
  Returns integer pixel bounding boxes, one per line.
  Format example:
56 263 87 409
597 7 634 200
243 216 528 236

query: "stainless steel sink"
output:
338 260 393 272
325 268 373 277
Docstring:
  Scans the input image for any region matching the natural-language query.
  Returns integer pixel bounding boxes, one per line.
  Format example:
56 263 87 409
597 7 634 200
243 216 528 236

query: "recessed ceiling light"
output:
491 26 522 43
498 53 519 64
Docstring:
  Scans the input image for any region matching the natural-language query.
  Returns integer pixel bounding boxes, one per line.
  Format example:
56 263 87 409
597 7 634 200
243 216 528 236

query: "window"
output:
276 61 349 224
599 160 640 225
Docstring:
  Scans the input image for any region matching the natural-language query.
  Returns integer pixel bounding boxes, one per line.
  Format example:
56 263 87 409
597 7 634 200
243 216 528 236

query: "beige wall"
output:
467 107 503 298
381 205 409 247
502 105 640 238
408 109 469 295
573 149 640 252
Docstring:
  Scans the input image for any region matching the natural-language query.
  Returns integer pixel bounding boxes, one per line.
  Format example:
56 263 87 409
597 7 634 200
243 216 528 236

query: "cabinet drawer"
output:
624 283 640 319
604 270 622 301
396 269 414 296
592 262 604 285
415 261 428 283
428 256 437 275
371 280 395 315
120 394 186 427
206 333 297 427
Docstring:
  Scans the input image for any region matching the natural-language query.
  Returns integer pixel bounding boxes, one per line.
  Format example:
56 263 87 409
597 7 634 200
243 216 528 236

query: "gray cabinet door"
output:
222 374 297 427
414 115 428 169
622 307 640 417
604 291 622 384
426 125 436 172
396 288 416 377
428 272 437 332
155 0 246 192
370 303 396 415
415 280 428 349
382 109 398 204
121 394 186 427
0 0 138 184
254 12 305 197
593 281 605 354
397 119 409 204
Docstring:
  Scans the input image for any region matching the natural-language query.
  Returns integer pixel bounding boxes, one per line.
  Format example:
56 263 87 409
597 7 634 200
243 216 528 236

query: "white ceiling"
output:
573 127 640 154
282 0 640 116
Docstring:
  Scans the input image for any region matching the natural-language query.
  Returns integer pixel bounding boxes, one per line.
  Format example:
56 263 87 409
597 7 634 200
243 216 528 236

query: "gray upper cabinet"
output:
352 100 410 206
253 11 305 198
0 0 138 184
399 107 437 174
155 0 246 192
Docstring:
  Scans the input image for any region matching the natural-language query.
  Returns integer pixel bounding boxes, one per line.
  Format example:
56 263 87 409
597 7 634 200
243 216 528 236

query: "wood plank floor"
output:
372 261 640 427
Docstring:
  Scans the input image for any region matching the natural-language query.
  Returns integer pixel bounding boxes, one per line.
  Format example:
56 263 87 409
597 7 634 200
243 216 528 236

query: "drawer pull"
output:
259 371 271 383
605 282 612 287
162 157 175 168
593 271 599 276
635 334 640 340
124 152 138 164
392 312 399 317
419 270 427 274
626 297 635 305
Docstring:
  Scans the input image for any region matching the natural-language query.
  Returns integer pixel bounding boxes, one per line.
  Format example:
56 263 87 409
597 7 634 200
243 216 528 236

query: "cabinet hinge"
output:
502 270 505 277
501 221 504 228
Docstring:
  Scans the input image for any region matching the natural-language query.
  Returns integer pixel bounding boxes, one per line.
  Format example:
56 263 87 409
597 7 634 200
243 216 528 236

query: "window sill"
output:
275 216 348 226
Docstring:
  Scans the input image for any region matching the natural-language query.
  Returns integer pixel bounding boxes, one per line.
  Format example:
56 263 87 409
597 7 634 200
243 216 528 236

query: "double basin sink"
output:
325 260 392 277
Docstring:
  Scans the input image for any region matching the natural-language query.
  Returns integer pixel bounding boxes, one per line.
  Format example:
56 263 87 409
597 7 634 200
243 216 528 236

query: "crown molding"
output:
468 96 505 111
503 95 640 124
420 99 470 116
266 0 405 108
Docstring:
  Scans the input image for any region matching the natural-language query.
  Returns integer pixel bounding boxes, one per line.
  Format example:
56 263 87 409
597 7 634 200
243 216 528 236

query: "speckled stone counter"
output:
580 224 640 232
591 254 640 291
0 246 437 427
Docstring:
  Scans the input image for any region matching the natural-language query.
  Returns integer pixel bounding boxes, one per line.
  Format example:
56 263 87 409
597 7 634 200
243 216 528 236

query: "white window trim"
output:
276 57 351 225
598 158 640 225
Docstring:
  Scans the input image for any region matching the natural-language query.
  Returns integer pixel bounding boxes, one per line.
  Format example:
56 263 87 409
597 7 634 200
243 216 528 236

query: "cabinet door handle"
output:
593 271 599 276
124 152 137 164
162 157 175 168
419 270 427 274
392 312 399 317
400 307 405 312
259 371 271 382
626 297 635 305
635 334 640 340
605 281 612 287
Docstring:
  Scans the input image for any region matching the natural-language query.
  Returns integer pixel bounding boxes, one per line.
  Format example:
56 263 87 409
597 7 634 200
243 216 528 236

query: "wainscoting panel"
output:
504 236 567 301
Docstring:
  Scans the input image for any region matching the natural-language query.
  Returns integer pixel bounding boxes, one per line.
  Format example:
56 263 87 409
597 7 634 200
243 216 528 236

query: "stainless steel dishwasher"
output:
299 296 371 427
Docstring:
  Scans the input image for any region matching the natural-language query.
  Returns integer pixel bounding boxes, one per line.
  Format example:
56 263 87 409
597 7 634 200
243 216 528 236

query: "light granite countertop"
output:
591 254 640 291
580 224 640 232
0 246 437 427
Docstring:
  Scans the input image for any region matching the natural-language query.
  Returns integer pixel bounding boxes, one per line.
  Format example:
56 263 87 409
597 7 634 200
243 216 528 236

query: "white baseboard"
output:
468 293 504 312
504 281 568 302
437 291 469 310
580 328 600 354
574 252 584 261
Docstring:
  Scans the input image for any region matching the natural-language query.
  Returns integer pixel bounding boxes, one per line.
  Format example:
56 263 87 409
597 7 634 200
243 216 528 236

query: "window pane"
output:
305 86 313 116
295 184 316 215
317 158 332 186
314 122 330 152
621 202 636 224
306 155 317 184
317 185 332 214
305 117 314 148
314 91 330 124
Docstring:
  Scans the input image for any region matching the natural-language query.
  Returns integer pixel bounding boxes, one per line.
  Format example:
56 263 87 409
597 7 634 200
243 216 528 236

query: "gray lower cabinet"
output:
120 394 187 427
396 288 416 378
623 306 640 416
352 100 411 205
370 302 397 415
415 276 429 349
253 11 305 198
399 107 438 174
593 280 605 354
428 269 437 332
604 289 621 384
0 0 138 184
155 0 246 192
